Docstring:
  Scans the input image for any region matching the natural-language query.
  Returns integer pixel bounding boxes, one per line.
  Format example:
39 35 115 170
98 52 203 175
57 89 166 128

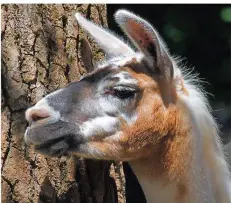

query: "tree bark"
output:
1 4 125 203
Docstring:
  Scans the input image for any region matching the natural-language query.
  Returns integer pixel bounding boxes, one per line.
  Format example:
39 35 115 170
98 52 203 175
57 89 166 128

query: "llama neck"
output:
129 158 187 203
129 142 229 203
179 94 231 203
127 96 231 203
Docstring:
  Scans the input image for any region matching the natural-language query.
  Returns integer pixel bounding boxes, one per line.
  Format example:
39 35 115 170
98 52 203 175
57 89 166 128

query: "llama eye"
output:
113 86 136 99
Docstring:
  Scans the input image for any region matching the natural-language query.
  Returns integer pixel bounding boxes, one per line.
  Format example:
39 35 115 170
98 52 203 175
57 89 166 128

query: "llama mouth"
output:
34 137 70 157
25 120 85 157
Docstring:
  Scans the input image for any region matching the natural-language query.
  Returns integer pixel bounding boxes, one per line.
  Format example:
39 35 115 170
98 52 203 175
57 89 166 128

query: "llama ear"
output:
75 13 135 58
115 10 173 80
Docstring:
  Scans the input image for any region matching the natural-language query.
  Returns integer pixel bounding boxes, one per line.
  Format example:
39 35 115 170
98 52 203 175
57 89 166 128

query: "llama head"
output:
24 10 184 160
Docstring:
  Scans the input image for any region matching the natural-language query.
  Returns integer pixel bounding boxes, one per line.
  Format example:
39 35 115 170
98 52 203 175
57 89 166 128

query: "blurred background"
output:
108 4 231 142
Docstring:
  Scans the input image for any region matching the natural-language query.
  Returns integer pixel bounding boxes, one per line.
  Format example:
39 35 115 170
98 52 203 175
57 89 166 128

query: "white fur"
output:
128 169 179 203
108 53 143 67
97 53 144 69
98 96 138 127
173 63 231 202
80 116 119 138
111 71 138 86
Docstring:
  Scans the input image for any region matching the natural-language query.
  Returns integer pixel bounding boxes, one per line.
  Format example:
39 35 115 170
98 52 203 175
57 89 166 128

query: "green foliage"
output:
220 7 231 23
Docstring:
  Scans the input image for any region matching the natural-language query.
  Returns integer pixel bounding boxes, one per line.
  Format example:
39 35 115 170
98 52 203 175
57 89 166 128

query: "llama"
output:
24 10 231 203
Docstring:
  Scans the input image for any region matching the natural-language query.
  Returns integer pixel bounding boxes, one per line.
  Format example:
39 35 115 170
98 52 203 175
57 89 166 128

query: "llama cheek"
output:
79 116 120 138
99 98 118 115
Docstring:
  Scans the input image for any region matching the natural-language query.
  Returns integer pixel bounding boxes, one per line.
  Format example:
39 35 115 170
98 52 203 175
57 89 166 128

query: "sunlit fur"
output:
175 62 231 202
73 56 231 202
25 10 231 203
74 10 231 202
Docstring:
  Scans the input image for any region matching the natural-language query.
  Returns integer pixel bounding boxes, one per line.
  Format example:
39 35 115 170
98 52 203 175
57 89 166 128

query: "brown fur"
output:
123 66 192 199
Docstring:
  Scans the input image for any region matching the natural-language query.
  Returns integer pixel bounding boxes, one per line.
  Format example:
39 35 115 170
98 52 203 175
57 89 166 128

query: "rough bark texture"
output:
1 4 125 203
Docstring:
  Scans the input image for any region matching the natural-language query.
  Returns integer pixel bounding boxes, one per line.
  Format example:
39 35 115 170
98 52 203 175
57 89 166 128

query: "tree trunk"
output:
1 4 125 203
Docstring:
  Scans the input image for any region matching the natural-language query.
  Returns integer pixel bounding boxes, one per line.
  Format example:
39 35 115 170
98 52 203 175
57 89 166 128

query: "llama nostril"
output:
26 109 50 123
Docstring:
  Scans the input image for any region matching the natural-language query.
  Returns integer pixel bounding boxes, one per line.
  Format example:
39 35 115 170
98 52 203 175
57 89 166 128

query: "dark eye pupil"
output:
114 89 135 99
